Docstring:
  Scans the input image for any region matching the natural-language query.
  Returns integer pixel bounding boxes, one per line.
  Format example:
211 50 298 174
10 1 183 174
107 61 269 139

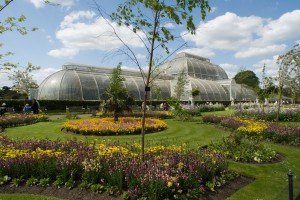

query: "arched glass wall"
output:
190 78 230 101
160 52 228 80
38 53 256 101
38 65 172 101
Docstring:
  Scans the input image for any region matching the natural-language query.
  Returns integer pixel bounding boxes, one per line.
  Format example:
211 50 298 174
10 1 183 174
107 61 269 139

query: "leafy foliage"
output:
107 0 211 159
233 70 259 89
173 70 189 100
8 63 40 96
0 1 38 71
103 63 133 121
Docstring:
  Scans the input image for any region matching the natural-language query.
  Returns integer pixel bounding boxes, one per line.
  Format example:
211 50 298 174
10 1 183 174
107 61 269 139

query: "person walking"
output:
31 99 39 114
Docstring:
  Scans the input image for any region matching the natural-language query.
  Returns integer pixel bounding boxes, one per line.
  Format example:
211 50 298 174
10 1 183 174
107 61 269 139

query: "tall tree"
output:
233 70 260 89
279 44 300 103
275 43 300 121
98 0 211 160
103 63 131 122
173 70 189 100
8 63 40 96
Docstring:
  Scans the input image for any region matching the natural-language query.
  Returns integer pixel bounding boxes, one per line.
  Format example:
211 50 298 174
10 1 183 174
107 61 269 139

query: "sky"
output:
0 0 300 87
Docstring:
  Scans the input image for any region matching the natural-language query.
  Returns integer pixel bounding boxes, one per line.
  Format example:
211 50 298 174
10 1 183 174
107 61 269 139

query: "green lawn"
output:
1 111 299 200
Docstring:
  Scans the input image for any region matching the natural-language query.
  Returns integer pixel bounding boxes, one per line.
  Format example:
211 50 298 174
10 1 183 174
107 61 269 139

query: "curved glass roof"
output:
38 64 172 101
38 53 256 101
190 78 230 101
159 52 228 80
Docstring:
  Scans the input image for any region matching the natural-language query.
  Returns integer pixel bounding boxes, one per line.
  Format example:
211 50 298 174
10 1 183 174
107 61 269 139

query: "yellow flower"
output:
178 162 184 170
167 182 173 187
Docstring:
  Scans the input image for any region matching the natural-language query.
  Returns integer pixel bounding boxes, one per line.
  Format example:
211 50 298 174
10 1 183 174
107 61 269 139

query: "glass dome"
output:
38 63 172 101
190 78 230 101
159 52 228 80
38 53 257 101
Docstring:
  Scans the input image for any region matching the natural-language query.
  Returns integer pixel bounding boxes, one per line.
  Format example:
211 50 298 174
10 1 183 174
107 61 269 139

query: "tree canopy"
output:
102 0 211 159
233 70 259 89
103 63 132 121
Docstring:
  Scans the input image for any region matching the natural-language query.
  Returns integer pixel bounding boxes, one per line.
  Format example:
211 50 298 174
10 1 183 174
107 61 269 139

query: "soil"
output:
0 176 253 200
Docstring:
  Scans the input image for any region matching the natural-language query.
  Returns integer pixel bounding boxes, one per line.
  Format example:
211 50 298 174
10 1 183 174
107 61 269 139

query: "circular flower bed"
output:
63 117 167 135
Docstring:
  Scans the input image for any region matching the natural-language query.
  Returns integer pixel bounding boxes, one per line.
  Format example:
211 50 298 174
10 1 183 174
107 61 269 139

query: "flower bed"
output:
0 136 237 199
234 105 300 122
202 115 300 146
0 114 49 130
208 134 278 163
63 117 167 135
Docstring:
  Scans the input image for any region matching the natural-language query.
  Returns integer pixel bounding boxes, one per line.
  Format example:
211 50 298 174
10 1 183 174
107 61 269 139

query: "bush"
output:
202 115 300 146
0 114 48 129
208 134 278 163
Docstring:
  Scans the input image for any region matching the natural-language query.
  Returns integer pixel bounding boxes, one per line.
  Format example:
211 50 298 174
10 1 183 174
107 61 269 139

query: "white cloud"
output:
32 68 60 85
183 12 263 51
136 53 146 59
219 64 239 78
210 7 217 13
183 10 300 59
253 56 279 77
179 48 215 58
163 23 175 28
48 48 79 58
49 10 146 58
46 35 54 44
219 63 238 70
29 0 75 8
258 10 300 43
0 71 12 87
225 71 236 79
234 44 286 58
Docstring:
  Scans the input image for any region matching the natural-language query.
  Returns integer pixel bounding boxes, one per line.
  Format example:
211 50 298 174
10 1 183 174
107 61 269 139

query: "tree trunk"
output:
141 90 148 161
114 110 118 122
276 87 282 123
140 10 159 161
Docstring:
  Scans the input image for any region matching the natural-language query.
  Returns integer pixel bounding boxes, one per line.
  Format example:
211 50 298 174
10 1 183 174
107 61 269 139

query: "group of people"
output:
0 99 40 117
23 99 40 114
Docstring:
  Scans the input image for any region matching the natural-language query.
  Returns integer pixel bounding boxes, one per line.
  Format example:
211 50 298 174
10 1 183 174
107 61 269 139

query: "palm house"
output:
37 52 257 101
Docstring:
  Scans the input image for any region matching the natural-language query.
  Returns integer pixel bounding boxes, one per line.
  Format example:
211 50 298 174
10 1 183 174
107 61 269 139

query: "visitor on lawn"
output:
23 104 31 114
31 99 39 114
0 103 8 116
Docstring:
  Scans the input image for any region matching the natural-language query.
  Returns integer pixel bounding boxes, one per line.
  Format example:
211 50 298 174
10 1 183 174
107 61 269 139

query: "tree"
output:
233 70 260 90
8 63 40 97
0 0 39 72
258 64 274 101
191 88 200 106
278 44 300 103
173 70 189 100
103 63 132 122
275 43 300 121
101 0 211 160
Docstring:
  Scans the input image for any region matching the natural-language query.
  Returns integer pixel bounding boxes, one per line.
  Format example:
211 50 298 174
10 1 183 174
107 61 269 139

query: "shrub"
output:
208 134 278 163
0 114 48 129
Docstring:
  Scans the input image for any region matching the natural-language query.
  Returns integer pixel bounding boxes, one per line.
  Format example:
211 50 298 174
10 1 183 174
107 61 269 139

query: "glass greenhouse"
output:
37 53 257 101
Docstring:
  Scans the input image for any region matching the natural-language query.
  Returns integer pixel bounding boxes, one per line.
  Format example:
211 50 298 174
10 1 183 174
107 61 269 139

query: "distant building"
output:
37 53 257 101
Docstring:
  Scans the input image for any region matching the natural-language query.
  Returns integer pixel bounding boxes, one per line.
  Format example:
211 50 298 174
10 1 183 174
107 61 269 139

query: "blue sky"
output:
1 0 300 87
